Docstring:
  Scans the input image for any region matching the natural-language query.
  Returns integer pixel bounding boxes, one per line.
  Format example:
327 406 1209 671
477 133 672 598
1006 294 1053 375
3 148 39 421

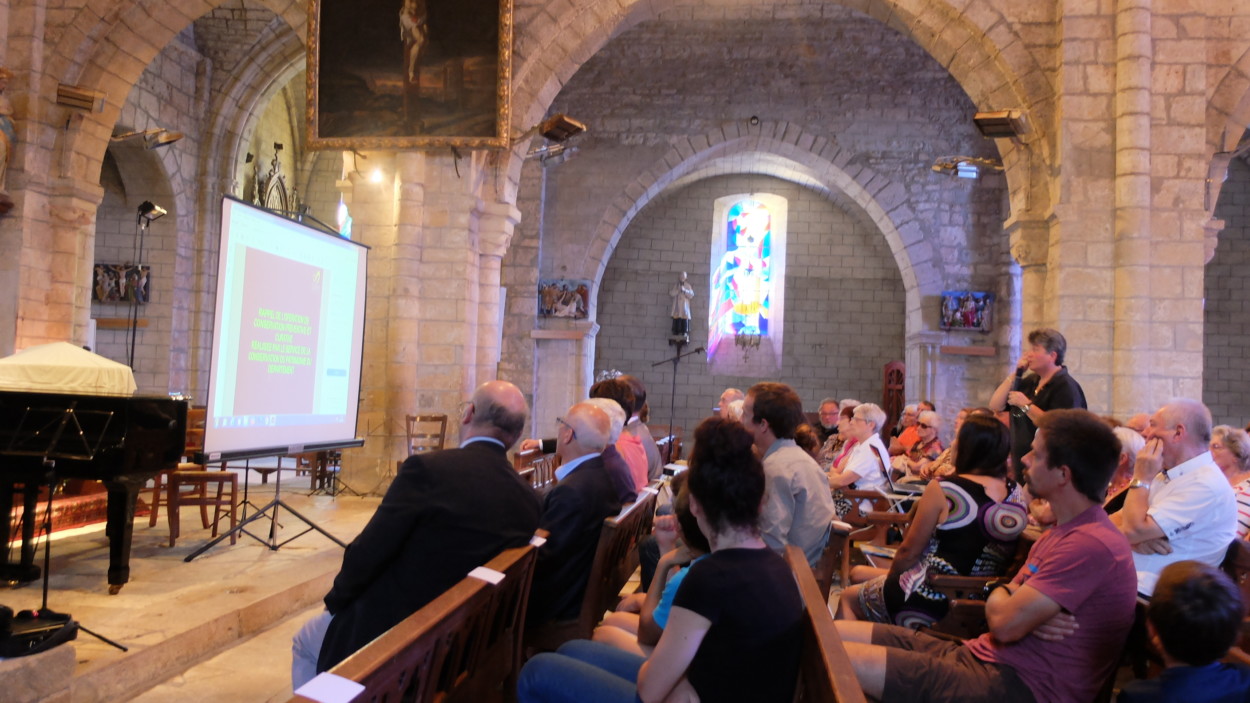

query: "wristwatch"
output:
1128 479 1150 490
1021 403 1032 414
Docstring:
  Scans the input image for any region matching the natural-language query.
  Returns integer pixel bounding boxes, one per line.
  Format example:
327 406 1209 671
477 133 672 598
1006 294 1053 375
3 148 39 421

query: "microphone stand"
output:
651 343 705 462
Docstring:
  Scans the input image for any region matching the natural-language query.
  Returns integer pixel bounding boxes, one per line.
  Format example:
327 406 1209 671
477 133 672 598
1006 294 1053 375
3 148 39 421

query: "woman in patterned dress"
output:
837 414 1028 628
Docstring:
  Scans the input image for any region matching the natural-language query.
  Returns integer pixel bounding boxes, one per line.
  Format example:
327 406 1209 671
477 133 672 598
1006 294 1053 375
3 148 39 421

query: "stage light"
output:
137 201 167 223
111 127 184 150
369 169 384 184
973 110 1029 139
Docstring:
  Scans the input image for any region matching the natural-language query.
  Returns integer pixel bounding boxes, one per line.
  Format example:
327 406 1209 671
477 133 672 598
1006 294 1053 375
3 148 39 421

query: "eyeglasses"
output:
917 422 932 429
556 416 576 441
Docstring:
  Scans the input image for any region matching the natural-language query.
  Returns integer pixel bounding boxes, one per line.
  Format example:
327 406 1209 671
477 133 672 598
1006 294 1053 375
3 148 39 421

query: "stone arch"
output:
1205 44 1250 215
504 0 1053 243
583 122 930 334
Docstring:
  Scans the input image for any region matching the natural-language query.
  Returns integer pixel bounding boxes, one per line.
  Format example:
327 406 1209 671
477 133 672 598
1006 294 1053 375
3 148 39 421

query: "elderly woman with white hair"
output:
1211 425 1250 539
829 403 892 517
1105 425 1147 503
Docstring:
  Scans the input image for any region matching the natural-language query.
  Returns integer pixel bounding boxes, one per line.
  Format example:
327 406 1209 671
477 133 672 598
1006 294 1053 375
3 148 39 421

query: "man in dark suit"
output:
527 401 622 627
291 380 541 686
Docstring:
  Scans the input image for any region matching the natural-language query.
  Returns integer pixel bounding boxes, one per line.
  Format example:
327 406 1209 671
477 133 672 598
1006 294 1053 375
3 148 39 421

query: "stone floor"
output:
1 470 380 703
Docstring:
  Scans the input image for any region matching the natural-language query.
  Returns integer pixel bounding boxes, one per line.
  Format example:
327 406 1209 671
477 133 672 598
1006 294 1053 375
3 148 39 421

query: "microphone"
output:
1010 365 1025 391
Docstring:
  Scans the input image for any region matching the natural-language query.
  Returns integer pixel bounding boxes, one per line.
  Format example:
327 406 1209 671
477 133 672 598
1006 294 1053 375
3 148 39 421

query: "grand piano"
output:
0 392 187 593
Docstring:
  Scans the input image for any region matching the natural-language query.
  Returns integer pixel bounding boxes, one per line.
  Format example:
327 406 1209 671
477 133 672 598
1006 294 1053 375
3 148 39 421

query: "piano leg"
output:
0 482 42 583
103 478 142 595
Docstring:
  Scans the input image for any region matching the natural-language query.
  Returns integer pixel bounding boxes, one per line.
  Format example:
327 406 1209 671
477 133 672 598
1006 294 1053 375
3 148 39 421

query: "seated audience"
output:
888 403 920 455
517 417 802 703
892 409 942 479
592 472 711 656
619 374 663 480
794 422 823 461
292 380 540 685
836 409 1137 703
590 378 648 492
583 397 639 504
1126 412 1150 435
917 407 993 481
1110 399 1237 596
1119 560 1250 702
527 402 622 627
1104 425 1146 508
829 403 891 517
716 387 744 419
745 382 835 566
819 403 859 471
839 415 1027 628
816 396 840 444
1211 424 1250 540
724 398 744 422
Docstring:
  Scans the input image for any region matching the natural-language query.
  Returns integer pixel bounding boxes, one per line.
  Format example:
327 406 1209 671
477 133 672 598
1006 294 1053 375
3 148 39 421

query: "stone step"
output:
0 490 377 703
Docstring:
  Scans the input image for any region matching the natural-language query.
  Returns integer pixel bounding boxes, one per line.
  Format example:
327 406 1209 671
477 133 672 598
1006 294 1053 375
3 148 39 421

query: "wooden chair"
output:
165 466 238 547
785 545 869 703
406 414 448 455
525 486 659 652
148 405 206 526
834 490 902 586
654 429 683 464
292 543 539 703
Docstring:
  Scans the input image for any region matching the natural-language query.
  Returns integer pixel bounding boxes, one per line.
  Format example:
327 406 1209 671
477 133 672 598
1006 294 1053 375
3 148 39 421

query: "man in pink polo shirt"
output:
836 409 1137 703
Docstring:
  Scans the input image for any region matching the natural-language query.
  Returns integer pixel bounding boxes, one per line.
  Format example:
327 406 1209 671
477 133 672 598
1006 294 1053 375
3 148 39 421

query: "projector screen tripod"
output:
184 451 348 562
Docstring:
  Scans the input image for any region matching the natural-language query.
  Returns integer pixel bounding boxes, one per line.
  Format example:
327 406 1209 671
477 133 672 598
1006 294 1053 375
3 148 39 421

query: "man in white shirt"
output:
1111 398 1237 596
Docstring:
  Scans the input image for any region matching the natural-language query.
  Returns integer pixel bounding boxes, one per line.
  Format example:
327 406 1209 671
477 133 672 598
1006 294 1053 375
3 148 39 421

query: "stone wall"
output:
1207 157 1250 427
595 173 906 435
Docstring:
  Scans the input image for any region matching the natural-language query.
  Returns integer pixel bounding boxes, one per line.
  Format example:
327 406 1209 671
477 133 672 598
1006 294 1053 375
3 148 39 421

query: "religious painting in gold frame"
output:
307 0 512 150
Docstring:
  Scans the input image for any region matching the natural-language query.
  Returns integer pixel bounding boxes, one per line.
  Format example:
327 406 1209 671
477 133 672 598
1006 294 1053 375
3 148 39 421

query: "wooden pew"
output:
291 543 539 703
513 449 561 492
785 545 868 703
525 486 659 652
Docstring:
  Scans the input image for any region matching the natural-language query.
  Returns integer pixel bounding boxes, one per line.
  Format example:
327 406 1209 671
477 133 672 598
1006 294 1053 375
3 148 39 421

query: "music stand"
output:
4 402 127 651
185 449 348 562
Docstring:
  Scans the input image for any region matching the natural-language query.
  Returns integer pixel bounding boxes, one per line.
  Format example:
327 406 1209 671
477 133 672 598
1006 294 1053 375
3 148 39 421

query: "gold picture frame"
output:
307 0 513 150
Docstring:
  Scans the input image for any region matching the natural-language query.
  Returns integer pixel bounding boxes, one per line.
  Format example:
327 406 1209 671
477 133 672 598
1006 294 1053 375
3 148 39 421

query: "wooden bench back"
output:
292 543 538 703
526 486 658 651
513 449 561 491
785 545 868 703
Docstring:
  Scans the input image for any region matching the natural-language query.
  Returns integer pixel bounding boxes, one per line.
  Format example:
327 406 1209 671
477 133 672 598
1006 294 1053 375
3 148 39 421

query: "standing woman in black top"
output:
517 417 803 703
990 327 1087 480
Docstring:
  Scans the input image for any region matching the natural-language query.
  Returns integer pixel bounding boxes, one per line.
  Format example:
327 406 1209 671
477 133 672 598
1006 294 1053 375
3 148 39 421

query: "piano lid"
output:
0 342 137 396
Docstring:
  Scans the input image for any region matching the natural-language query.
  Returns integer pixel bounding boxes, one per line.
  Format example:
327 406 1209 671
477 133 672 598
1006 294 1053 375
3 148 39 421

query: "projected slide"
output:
204 197 367 460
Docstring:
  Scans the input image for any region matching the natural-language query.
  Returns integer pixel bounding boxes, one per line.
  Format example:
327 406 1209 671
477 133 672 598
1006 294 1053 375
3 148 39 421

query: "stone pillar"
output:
476 202 521 385
1043 0 1119 411
1111 0 1153 417
904 330 942 407
338 152 400 493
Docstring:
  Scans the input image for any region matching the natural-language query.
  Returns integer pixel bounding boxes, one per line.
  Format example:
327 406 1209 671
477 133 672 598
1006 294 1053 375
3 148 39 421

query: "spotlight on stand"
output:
516 113 589 163
111 127 185 150
136 201 167 223
931 156 1004 179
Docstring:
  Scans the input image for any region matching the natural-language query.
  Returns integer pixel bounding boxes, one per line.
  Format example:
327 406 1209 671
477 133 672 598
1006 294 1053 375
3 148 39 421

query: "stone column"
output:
476 202 521 385
1043 0 1119 411
1111 0 1153 417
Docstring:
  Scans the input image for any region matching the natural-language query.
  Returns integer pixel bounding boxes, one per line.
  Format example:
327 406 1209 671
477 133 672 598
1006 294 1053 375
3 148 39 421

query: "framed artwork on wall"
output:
307 0 513 150
92 264 151 304
538 279 589 319
939 290 992 332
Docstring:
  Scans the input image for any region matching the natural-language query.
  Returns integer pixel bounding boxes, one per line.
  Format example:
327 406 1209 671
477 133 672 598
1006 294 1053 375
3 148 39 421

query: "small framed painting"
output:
939 291 992 332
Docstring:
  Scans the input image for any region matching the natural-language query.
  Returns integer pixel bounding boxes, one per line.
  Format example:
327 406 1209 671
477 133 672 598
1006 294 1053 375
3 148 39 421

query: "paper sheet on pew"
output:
293 672 365 703
468 566 506 585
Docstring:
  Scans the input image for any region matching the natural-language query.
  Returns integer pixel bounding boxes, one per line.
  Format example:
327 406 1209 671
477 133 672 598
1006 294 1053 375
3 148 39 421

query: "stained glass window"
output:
708 194 786 373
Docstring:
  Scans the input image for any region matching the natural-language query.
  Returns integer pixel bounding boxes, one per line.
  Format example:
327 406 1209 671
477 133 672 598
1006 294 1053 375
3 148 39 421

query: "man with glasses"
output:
528 402 622 626
1110 399 1236 596
816 397 840 444
293 380 541 685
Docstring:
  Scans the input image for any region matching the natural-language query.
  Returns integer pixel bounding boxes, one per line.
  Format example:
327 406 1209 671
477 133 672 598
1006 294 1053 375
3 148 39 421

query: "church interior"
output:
4 0 1250 699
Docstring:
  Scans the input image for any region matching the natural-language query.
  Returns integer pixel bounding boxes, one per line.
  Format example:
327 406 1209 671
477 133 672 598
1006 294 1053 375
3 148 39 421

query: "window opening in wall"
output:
708 194 787 375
